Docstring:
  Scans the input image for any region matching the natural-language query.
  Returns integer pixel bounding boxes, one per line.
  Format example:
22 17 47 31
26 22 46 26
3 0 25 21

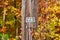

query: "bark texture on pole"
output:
21 0 26 40
21 0 38 40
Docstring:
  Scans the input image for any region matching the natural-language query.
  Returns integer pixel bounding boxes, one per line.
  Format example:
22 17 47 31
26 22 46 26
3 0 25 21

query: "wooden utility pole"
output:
21 0 26 40
21 0 38 40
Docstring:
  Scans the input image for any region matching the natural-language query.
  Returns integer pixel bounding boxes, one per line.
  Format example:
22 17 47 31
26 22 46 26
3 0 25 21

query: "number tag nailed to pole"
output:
26 17 35 23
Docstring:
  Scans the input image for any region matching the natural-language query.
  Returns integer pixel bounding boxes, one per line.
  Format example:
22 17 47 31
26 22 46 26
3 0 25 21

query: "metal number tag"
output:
26 17 35 23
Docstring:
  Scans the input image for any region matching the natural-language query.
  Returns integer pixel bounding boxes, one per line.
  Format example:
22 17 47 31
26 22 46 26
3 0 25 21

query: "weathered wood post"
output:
21 0 26 40
21 0 38 40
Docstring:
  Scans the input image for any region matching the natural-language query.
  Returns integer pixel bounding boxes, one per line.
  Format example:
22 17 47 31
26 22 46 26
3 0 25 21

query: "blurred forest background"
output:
0 0 60 40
